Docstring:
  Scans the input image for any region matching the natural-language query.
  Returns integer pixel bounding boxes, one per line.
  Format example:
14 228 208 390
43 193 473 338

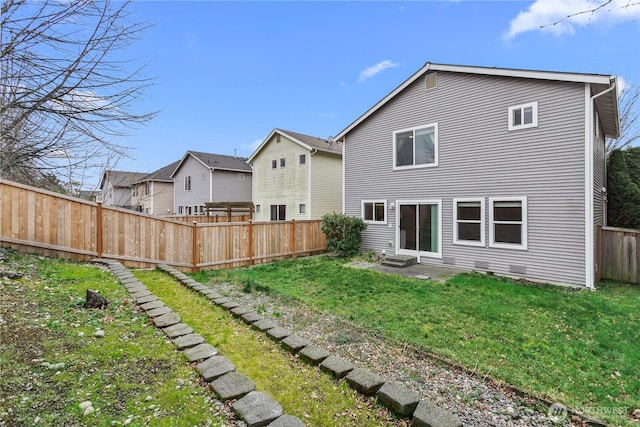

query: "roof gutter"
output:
586 77 617 290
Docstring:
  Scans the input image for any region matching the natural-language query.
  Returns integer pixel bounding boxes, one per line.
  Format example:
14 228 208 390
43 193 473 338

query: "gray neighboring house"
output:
171 151 252 215
335 62 620 289
99 170 148 209
131 160 180 215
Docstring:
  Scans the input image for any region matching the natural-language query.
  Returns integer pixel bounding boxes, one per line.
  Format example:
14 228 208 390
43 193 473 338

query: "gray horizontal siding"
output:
345 71 589 286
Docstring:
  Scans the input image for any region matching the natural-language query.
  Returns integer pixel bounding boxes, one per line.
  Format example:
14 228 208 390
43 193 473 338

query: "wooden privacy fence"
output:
600 226 640 284
0 179 326 270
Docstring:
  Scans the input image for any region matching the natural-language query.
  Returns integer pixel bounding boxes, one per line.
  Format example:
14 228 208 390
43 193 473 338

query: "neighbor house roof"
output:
133 160 180 185
99 170 148 190
248 128 342 164
334 62 620 140
170 151 252 177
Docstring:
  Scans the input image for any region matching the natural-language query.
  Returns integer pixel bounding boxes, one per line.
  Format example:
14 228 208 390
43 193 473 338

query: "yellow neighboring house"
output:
248 128 342 221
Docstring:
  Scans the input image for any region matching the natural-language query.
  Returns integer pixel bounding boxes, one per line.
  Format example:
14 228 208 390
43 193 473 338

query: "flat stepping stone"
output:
377 381 420 417
130 289 152 298
266 327 291 341
230 306 254 316
135 294 159 304
162 323 194 338
232 391 283 427
182 278 198 285
156 263 170 270
252 319 277 331
140 300 164 311
220 301 240 309
192 284 208 291
201 289 222 297
172 333 205 350
280 335 310 353
241 312 263 324
413 401 463 427
153 312 181 328
267 415 305 427
184 343 218 362
211 372 255 401
298 345 330 365
120 276 139 284
205 292 224 301
125 285 148 294
320 355 354 378
146 306 172 317
213 297 231 305
196 355 236 382
345 368 385 395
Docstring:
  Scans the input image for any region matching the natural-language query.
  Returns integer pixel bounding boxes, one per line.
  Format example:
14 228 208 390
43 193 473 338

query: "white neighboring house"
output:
171 151 252 215
99 170 147 209
131 160 179 215
248 128 342 221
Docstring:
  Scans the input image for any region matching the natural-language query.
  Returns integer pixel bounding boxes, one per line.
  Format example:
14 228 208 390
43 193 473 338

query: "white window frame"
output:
299 204 306 214
280 157 286 168
508 102 538 131
453 198 485 247
361 200 387 224
299 154 306 165
489 197 528 250
393 123 438 170
255 204 261 213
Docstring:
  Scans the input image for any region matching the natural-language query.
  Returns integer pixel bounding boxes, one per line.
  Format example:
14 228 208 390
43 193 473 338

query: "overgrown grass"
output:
135 270 405 427
193 256 640 426
0 253 228 427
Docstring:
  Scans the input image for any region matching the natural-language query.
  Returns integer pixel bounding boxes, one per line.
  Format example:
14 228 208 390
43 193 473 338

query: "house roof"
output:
99 170 148 190
334 62 620 140
171 151 252 177
133 160 180 184
248 128 342 164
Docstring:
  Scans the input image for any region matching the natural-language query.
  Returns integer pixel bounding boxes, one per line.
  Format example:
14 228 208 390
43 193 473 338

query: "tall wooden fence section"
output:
0 180 326 270
600 226 640 284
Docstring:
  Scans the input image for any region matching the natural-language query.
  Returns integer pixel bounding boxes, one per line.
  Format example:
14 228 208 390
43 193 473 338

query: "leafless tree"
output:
607 83 640 154
0 0 156 192
541 0 640 29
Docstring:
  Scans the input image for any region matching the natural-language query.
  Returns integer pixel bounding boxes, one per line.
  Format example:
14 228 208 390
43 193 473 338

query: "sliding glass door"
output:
397 200 441 259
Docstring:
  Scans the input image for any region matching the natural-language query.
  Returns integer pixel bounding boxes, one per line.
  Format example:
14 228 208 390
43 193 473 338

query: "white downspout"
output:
209 168 214 203
309 149 316 220
341 137 346 214
586 78 617 290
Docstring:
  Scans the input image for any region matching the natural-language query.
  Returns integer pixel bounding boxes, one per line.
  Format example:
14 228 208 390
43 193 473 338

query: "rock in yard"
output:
232 391 283 427
196 355 236 382
211 371 255 401
345 368 385 395
84 289 108 309
377 381 420 417
412 400 462 427
319 355 354 378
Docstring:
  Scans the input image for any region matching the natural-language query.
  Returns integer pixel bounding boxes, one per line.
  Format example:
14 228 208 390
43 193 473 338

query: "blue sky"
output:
110 0 640 183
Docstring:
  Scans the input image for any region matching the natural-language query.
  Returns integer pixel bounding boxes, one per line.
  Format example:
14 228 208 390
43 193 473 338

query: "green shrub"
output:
320 212 367 257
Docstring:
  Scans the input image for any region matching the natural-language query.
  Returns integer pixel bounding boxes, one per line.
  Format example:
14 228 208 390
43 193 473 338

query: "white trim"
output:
361 200 387 224
307 150 312 220
453 198 486 247
585 83 594 289
489 197 528 250
395 199 442 259
342 137 346 214
508 101 538 131
392 123 439 170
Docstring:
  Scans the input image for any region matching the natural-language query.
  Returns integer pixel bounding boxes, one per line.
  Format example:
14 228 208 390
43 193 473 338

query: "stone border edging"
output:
154 263 463 427
91 259 300 427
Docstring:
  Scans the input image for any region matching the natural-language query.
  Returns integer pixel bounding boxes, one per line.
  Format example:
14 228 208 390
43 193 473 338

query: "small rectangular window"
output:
272 160 277 169
362 200 386 224
201 171 205 180
489 197 527 249
508 102 538 131
270 204 286 221
299 154 306 165
425 72 437 90
255 205 261 213
454 198 485 246
299 204 306 214
178 206 184 215
184 176 191 191
280 158 286 168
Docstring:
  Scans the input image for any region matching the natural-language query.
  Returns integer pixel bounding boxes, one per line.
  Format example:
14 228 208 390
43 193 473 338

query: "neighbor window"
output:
184 176 191 191
393 123 438 169
280 157 286 167
489 197 527 249
362 200 386 224
508 102 538 131
299 204 306 214
272 160 277 169
178 206 184 215
270 204 286 221
255 205 261 213
453 198 485 246
299 154 306 165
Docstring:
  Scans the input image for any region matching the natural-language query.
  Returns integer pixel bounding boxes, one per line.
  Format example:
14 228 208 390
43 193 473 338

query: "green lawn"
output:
193 256 640 426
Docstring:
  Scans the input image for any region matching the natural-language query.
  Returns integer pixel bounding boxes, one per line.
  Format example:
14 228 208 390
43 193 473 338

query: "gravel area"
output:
208 280 589 427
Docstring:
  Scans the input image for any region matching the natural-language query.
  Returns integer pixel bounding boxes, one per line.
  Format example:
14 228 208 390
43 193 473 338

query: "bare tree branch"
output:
0 0 156 191
541 0 640 29
607 83 640 153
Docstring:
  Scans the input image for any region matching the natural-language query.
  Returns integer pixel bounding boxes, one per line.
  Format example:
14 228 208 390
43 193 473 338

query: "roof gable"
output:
248 128 341 163
100 170 147 190
335 62 619 140
171 151 252 177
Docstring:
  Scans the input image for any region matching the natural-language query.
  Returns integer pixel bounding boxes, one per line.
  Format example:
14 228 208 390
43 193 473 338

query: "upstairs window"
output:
184 176 191 191
299 154 306 165
280 158 286 168
362 200 386 224
508 102 538 131
393 123 438 170
271 160 277 169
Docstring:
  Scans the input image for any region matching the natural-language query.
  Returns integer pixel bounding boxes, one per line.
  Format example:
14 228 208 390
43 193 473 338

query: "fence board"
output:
601 226 640 284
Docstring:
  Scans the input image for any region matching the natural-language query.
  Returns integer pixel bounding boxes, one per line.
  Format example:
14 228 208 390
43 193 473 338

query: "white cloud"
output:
617 75 628 94
358 60 400 83
505 0 640 39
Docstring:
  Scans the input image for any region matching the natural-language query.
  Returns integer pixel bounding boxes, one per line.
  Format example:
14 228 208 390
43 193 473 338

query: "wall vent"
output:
509 265 527 275
425 72 437 91
443 257 456 265
474 261 489 270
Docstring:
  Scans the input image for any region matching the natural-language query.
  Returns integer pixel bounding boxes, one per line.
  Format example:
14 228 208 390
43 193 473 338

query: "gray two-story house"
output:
171 151 252 215
335 62 619 288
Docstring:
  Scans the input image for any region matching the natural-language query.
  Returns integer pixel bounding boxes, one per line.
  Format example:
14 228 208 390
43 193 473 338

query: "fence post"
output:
596 225 602 281
248 220 254 265
192 221 198 272
96 202 103 258
290 219 296 259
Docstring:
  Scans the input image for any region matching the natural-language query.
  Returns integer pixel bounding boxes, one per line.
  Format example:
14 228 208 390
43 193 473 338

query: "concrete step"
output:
381 255 418 268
